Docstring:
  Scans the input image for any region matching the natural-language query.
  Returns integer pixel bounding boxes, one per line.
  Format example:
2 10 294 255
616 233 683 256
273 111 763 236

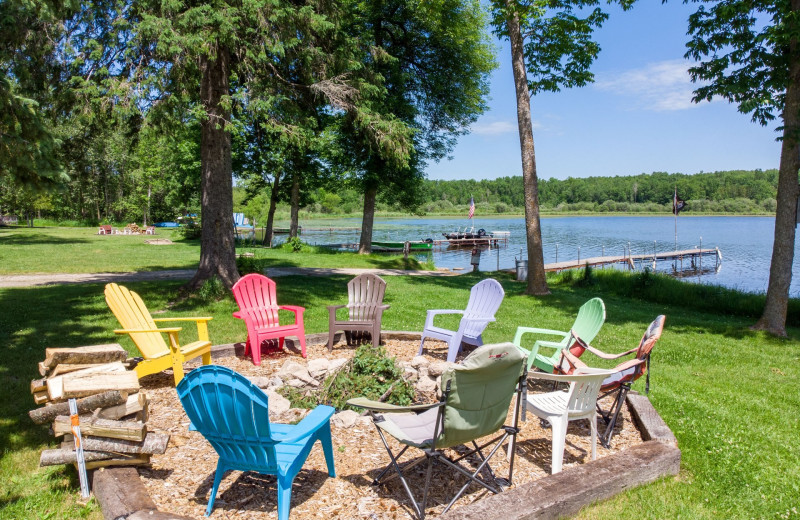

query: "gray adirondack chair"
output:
418 278 505 363
327 273 390 350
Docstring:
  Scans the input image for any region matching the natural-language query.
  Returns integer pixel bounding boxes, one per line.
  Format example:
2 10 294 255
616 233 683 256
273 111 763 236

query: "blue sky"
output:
425 1 782 181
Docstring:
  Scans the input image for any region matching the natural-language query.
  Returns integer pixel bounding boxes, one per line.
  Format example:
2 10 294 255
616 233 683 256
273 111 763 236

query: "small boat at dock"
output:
371 239 434 252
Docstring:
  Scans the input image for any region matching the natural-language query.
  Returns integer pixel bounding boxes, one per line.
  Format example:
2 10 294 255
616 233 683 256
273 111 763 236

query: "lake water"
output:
296 216 800 296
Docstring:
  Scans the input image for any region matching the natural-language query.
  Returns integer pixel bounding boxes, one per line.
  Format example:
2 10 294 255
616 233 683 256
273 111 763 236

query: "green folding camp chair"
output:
513 297 606 373
348 343 526 519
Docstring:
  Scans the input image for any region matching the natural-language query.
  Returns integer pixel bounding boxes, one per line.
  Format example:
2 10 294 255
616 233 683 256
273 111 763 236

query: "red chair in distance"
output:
232 274 307 365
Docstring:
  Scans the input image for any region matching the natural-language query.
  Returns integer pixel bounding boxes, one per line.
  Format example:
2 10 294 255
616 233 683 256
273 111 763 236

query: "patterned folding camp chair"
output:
558 315 666 447
418 278 505 363
348 343 526 519
176 365 335 519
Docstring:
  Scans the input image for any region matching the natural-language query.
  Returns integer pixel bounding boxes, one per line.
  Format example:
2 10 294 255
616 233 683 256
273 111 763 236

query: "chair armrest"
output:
347 397 443 413
232 311 243 319
327 304 347 312
513 326 569 346
584 344 639 360
529 367 613 382
425 309 464 329
273 405 335 443
558 349 588 373
152 317 213 323
113 327 182 334
279 305 305 316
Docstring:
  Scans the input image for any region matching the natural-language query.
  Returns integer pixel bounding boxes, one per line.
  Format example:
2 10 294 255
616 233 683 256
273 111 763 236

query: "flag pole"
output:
674 186 678 252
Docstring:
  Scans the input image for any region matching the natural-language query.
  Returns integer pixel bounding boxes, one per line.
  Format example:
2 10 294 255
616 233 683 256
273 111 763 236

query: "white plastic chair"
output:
524 368 613 473
418 278 505 363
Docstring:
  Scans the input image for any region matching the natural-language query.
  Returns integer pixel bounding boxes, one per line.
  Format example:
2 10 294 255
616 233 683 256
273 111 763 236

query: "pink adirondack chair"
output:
232 274 307 364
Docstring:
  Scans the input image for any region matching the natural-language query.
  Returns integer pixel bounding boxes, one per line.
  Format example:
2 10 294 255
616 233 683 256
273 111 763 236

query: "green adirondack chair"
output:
513 297 605 373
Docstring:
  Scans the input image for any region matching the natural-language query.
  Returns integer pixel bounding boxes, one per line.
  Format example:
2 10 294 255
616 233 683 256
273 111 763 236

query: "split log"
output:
49 364 105 377
62 370 139 399
82 454 150 470
53 416 146 442
33 391 49 405
31 377 47 394
98 392 146 420
47 362 127 401
39 448 116 466
81 432 169 455
38 362 48 377
29 390 127 425
43 344 127 369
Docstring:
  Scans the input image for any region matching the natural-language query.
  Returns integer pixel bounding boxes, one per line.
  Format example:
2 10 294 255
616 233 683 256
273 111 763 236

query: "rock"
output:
249 376 272 388
331 410 360 429
308 358 330 379
287 378 307 388
328 358 349 374
277 360 306 380
410 356 429 369
403 367 419 382
265 389 291 415
428 361 453 377
416 375 438 394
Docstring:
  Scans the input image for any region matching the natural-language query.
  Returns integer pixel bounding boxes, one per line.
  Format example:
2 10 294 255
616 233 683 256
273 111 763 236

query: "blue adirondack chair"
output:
418 278 505 362
176 365 336 519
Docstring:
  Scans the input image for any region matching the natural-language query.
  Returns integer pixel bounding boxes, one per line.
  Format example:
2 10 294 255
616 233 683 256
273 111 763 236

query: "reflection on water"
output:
283 215 795 296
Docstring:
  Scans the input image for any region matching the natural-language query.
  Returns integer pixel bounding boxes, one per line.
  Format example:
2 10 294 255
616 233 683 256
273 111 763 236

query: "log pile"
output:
29 344 169 470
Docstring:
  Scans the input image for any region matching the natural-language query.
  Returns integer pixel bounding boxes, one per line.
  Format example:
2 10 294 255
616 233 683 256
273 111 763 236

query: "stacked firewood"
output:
124 223 142 234
29 344 169 470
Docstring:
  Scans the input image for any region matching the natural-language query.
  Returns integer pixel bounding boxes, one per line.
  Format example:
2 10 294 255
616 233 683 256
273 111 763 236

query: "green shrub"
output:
281 236 307 253
196 276 226 302
236 254 261 275
279 345 416 411
179 221 202 240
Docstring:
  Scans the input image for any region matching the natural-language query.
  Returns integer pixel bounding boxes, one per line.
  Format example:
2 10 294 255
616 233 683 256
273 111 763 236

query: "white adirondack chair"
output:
327 273 390 350
418 278 505 363
524 368 613 473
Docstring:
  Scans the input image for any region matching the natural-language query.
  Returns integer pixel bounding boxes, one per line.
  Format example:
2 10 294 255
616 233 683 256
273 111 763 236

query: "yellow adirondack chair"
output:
104 283 213 385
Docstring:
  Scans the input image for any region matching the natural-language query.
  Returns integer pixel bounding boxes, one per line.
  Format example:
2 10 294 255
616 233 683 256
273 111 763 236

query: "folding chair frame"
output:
596 353 651 448
367 372 527 519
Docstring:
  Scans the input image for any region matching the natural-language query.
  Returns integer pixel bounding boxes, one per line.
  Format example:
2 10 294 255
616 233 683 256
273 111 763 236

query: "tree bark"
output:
290 171 300 238
753 15 800 336
188 45 239 290
28 390 127 425
505 3 549 296
263 171 281 247
359 181 378 254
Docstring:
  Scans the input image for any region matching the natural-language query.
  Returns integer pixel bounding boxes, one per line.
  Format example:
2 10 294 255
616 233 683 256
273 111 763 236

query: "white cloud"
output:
471 119 543 136
595 60 704 111
471 120 517 135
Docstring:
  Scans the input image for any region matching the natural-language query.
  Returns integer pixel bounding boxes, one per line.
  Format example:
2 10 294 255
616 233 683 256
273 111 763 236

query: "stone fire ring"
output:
91 332 681 520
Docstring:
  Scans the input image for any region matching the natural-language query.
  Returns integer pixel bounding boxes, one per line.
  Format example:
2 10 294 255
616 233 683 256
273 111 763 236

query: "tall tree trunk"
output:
753 25 800 336
144 184 150 227
289 172 300 238
263 172 281 247
188 45 239 290
505 3 549 296
359 181 378 254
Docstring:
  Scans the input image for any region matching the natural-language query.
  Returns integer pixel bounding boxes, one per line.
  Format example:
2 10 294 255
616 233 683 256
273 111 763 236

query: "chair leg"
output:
297 328 307 358
589 416 598 461
277 473 294 520
206 463 227 516
327 330 335 352
418 335 426 356
600 386 629 448
550 416 568 474
319 423 336 477
446 334 463 363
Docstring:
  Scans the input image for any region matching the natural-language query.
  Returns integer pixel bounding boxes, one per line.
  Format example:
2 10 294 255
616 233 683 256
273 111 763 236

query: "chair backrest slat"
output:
347 274 387 321
461 279 504 338
177 365 279 470
104 283 169 359
569 297 606 351
232 274 280 328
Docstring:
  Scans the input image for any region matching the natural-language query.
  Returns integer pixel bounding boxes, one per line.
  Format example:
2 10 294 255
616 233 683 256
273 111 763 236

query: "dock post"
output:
578 246 581 265
555 244 559 264
699 237 702 272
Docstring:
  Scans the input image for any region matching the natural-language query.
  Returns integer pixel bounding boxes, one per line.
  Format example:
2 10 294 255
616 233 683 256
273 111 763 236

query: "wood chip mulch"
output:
138 339 642 519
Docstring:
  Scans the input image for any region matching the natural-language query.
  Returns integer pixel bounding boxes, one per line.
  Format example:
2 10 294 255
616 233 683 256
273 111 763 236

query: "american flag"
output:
672 188 686 215
468 196 475 219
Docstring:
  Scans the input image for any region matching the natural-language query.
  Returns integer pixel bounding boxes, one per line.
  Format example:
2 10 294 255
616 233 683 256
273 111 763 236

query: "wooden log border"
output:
93 332 679 520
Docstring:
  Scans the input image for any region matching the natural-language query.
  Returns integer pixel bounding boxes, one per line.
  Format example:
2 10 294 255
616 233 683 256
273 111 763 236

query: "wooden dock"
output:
542 247 722 272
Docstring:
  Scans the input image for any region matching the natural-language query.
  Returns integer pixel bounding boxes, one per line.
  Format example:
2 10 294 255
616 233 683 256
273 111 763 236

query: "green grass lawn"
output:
1 266 798 518
0 226 429 274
